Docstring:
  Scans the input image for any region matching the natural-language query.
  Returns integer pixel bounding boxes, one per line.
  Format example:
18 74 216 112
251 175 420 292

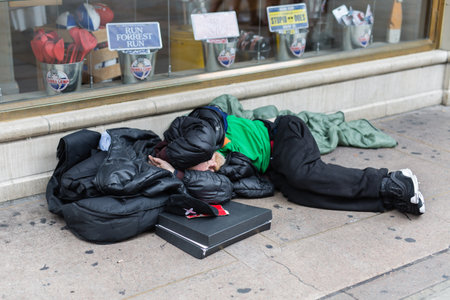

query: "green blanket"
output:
209 94 397 155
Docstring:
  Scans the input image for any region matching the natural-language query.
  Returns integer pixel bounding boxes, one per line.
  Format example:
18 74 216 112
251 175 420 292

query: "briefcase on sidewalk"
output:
155 201 272 259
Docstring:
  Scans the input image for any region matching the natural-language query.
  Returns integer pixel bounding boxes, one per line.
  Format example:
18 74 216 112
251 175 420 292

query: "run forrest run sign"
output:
106 22 162 50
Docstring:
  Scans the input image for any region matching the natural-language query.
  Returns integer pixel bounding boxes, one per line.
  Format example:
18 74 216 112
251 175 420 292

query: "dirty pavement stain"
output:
394 236 416 243
404 238 416 243
237 288 251 294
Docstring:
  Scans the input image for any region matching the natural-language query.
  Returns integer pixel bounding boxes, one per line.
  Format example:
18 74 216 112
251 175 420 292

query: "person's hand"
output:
148 155 175 173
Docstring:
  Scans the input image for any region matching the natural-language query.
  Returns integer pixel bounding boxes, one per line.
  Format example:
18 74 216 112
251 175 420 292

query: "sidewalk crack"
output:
264 252 319 291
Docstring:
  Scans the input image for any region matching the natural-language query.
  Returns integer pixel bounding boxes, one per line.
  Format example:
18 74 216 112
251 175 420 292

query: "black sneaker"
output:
381 169 425 215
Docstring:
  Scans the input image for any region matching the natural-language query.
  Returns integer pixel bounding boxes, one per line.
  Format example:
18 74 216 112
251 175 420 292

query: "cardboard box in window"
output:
35 26 121 83
83 42 121 83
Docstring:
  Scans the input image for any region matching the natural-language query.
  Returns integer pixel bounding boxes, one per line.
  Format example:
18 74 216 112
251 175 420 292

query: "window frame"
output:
0 0 444 122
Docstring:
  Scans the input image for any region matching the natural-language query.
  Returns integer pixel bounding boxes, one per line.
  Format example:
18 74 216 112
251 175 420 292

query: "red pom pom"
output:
93 3 114 26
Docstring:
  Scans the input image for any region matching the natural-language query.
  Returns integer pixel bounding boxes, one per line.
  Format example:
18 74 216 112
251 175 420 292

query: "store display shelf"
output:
9 0 62 8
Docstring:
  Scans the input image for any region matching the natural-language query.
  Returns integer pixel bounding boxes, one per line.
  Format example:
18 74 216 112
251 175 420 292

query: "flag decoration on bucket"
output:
358 32 371 47
130 58 152 80
289 37 306 57
217 48 236 68
46 69 71 92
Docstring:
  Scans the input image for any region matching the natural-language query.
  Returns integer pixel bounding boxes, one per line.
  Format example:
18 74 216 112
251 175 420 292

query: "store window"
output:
0 0 438 115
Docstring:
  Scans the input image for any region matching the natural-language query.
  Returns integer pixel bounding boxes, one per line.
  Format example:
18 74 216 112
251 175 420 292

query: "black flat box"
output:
155 201 272 259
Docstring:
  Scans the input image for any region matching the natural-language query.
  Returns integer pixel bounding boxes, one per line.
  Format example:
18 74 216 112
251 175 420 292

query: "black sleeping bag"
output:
46 128 184 244
61 194 168 244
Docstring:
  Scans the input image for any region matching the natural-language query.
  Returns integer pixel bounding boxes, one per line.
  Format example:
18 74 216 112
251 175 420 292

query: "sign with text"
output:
267 3 309 32
106 22 162 50
121 49 151 55
191 12 239 40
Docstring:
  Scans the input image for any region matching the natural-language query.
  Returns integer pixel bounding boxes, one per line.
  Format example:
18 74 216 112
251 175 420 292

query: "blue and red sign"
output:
290 37 306 57
358 32 371 48
46 70 70 92
217 48 236 68
107 22 162 51
130 58 152 80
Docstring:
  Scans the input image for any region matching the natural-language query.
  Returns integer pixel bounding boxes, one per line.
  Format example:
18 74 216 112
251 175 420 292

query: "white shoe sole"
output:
401 168 425 213
417 191 426 214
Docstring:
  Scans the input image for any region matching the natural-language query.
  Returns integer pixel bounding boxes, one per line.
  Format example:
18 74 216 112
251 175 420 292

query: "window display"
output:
0 0 437 109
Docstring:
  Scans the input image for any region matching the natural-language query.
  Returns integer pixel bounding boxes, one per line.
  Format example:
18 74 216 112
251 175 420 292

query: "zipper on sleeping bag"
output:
70 198 167 218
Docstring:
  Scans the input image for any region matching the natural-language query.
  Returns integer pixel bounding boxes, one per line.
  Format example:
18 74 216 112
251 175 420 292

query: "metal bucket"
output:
118 50 157 84
276 29 308 61
41 61 83 95
342 24 373 50
202 38 237 72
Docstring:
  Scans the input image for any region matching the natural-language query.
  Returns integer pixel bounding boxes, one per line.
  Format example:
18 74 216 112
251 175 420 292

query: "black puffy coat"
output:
175 151 274 203
46 112 274 243
219 152 274 199
158 106 275 202
46 128 185 243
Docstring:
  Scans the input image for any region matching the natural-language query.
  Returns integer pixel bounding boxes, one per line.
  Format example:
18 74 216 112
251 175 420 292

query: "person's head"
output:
161 106 228 171
187 152 225 172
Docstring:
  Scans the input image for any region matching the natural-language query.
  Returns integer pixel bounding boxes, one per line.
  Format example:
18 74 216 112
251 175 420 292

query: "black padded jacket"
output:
46 121 273 243
46 128 185 243
159 106 275 202
175 151 274 203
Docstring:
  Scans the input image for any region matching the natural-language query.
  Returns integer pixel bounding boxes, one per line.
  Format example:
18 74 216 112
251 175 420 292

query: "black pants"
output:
268 115 388 212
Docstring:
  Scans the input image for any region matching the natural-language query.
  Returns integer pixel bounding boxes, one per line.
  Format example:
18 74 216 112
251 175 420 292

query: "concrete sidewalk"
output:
1 105 449 300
